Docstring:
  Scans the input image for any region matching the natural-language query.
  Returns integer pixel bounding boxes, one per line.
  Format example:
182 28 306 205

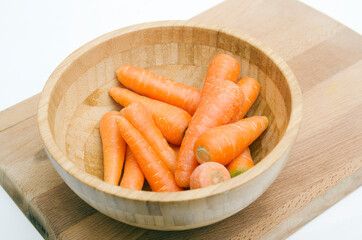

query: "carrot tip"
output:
109 86 116 95
195 146 211 164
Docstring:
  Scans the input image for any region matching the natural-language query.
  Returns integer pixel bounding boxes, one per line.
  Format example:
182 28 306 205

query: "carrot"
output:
205 54 240 84
115 116 182 192
99 111 126 185
231 77 260 122
117 65 201 115
121 103 177 174
195 116 268 165
117 54 239 114
190 162 231 189
109 87 191 145
120 147 144 190
175 78 244 188
226 147 254 177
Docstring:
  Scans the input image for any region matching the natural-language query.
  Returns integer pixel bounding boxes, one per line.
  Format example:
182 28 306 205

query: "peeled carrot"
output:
205 54 240 84
121 103 177 174
195 116 268 165
175 78 244 188
117 65 201 115
99 111 126 185
109 87 191 145
226 147 254 177
231 77 260 122
190 162 231 189
117 54 240 115
120 147 144 190
115 116 182 192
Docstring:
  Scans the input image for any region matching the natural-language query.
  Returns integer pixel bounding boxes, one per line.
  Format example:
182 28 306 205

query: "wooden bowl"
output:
38 21 302 230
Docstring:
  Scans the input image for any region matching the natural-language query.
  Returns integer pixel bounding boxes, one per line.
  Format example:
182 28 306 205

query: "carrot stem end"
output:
230 167 251 178
210 171 226 184
196 146 211 163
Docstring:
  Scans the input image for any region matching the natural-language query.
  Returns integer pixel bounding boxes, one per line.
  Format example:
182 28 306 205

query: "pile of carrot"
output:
99 54 268 192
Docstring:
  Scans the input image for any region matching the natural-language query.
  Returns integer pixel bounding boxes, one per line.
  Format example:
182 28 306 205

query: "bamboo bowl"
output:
38 21 302 230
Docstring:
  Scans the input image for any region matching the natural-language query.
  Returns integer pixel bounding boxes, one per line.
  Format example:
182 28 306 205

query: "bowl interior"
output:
46 23 291 187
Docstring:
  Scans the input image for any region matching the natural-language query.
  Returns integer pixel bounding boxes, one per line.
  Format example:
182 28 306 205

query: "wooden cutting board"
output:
0 0 361 239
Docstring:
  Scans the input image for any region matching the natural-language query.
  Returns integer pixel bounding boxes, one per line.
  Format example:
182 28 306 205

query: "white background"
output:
0 0 361 239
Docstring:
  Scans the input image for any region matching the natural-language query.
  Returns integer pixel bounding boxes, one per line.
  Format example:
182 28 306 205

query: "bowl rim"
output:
38 20 303 202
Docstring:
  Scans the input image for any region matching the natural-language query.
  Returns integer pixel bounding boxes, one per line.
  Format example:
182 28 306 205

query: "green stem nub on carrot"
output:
115 116 182 192
190 162 231 189
99 111 126 185
194 116 268 166
117 65 201 115
109 87 191 145
226 147 254 178
195 146 211 163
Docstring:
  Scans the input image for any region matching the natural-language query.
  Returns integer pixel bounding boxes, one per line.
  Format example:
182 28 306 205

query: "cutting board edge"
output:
1 166 360 240
261 167 362 240
0 167 56 240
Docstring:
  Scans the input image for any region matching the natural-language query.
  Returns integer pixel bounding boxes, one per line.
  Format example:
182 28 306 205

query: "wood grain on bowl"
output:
37 20 302 230
1 0 361 239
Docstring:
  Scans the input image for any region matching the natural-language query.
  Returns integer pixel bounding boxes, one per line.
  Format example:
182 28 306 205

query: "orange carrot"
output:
120 147 144 190
109 87 191 145
115 116 182 192
99 111 126 185
117 65 201 115
205 54 240 84
175 78 244 188
226 147 254 177
231 77 260 122
195 116 268 165
121 103 177 174
190 162 230 189
117 54 240 114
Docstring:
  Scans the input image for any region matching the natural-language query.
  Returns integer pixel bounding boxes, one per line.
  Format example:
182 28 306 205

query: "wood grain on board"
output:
0 0 361 239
